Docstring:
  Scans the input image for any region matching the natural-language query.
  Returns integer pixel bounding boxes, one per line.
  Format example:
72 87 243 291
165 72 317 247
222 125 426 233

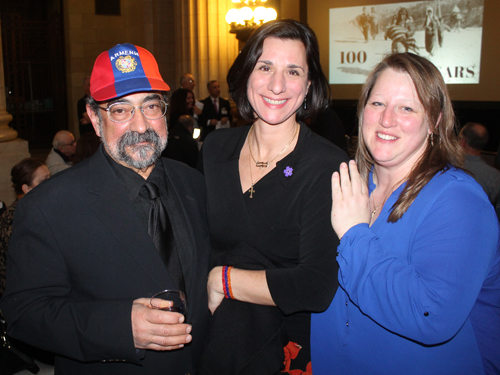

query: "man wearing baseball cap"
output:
1 44 211 374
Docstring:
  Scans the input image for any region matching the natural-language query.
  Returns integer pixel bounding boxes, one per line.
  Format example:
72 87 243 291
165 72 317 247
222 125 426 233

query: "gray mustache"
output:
118 128 160 148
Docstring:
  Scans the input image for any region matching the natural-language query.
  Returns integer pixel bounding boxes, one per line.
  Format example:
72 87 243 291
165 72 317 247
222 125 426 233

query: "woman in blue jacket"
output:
311 53 500 375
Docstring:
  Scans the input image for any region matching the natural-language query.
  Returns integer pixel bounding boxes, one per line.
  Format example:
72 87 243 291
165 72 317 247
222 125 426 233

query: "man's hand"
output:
220 117 229 125
131 298 192 351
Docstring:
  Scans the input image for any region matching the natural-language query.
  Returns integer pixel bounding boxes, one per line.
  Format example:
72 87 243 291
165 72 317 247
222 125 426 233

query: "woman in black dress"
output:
197 19 347 374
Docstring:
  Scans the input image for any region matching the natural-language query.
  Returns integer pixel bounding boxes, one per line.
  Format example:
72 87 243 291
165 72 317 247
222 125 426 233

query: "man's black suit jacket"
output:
198 96 232 141
1 146 211 375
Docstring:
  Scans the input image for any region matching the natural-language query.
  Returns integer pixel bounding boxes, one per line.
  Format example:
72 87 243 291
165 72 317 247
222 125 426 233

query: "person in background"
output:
1 43 211 375
459 122 500 206
369 7 380 40
197 19 348 374
170 80 202 132
162 114 199 168
77 76 94 135
358 7 370 42
179 73 196 91
45 130 76 175
0 158 50 298
198 80 232 141
306 103 349 155
385 7 418 54
72 131 101 165
424 7 440 56
311 53 500 375
168 88 200 131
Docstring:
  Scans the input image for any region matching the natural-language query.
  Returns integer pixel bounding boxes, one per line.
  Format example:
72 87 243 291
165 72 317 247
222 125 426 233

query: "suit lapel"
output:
85 148 171 290
161 161 196 293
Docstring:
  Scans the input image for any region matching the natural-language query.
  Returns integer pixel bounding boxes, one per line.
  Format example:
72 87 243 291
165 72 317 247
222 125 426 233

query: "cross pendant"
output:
249 186 255 198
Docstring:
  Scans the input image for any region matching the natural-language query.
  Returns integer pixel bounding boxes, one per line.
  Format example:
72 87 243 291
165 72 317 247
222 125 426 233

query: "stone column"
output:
0 15 30 205
0 17 16 142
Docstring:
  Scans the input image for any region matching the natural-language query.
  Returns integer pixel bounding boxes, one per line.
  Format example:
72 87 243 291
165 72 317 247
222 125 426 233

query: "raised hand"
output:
331 160 371 240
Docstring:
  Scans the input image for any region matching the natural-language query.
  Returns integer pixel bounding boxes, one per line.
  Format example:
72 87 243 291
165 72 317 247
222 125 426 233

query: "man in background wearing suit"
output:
198 80 232 141
1 43 211 375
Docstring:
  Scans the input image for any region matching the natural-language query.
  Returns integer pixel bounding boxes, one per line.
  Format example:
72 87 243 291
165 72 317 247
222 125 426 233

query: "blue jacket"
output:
312 167 500 375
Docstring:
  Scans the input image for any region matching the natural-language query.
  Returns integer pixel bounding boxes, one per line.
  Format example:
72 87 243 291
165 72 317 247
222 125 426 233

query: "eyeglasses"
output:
98 100 167 123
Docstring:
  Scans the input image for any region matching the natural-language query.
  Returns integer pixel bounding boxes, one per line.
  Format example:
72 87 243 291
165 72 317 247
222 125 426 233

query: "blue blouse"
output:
311 167 500 375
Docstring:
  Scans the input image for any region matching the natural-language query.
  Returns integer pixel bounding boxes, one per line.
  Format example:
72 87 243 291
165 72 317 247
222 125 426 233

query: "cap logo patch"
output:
115 55 137 73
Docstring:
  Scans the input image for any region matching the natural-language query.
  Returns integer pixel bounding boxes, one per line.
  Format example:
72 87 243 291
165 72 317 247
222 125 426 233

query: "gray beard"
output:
100 126 167 169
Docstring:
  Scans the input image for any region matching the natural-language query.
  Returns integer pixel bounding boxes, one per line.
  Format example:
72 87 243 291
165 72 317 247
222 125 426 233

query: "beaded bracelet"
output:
222 266 234 299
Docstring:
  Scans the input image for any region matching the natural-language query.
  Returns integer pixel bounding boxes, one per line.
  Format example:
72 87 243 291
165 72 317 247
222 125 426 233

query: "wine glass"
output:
149 289 187 315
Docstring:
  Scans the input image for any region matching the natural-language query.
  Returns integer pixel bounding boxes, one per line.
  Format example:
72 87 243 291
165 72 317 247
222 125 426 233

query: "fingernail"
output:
186 335 192 343
179 315 185 323
186 325 192 334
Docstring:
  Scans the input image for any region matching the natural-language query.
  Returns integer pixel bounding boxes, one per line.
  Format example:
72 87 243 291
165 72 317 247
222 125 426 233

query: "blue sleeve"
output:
337 179 499 345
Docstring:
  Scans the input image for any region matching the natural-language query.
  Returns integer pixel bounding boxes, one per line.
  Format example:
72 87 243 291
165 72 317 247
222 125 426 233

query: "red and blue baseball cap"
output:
90 43 170 102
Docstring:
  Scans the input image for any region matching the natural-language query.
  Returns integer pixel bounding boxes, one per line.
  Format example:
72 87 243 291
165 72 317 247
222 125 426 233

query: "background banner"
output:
329 0 484 84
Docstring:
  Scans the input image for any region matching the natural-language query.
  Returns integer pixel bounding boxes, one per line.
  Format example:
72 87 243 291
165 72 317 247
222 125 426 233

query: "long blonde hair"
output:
356 53 463 222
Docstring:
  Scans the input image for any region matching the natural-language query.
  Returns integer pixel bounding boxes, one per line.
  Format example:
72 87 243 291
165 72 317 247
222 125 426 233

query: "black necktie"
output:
144 181 186 292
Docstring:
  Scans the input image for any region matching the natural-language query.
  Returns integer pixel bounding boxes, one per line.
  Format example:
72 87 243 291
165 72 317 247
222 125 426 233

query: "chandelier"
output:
225 0 278 43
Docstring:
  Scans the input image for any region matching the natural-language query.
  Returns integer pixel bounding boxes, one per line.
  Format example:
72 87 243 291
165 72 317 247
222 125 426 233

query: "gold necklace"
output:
248 123 299 169
248 149 267 198
369 194 386 222
370 178 405 221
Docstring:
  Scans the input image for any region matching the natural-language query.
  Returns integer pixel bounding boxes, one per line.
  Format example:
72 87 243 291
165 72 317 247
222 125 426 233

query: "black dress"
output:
198 124 348 374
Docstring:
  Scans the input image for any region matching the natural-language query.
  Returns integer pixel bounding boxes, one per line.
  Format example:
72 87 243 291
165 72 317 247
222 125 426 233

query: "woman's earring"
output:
430 133 434 147
303 97 307 110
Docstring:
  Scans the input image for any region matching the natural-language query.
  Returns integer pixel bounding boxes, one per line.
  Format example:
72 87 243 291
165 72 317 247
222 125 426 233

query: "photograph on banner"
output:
329 0 484 84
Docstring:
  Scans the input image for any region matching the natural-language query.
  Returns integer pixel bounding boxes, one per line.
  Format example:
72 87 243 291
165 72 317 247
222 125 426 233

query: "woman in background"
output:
197 19 347 374
311 53 500 374
0 158 50 297
168 88 200 131
385 7 418 54
163 88 200 167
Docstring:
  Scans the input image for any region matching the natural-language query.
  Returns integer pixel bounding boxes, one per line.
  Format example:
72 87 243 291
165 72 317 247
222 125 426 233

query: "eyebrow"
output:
257 60 305 71
106 93 162 107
